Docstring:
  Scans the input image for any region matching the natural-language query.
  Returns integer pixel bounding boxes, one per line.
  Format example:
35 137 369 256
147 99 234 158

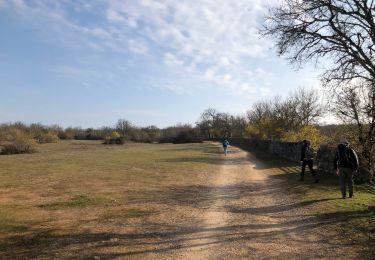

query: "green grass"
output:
241 145 375 257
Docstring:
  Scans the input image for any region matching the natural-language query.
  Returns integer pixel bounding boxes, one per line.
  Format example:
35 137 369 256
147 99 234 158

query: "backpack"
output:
337 144 352 167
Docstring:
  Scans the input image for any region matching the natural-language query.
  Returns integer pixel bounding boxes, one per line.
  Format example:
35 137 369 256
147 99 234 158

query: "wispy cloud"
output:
3 0 279 96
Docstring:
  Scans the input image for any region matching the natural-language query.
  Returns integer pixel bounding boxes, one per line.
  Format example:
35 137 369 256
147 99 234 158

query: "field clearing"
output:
0 140 374 259
0 141 223 258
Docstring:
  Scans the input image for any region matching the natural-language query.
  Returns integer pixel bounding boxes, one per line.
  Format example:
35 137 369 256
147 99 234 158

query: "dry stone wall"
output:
229 138 372 183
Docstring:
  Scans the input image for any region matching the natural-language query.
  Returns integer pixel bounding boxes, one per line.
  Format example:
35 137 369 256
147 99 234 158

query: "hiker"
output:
222 138 229 156
300 140 319 182
334 140 359 199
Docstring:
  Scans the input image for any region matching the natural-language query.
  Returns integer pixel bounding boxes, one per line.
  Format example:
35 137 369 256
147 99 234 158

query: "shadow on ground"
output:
2 205 372 259
2 175 373 259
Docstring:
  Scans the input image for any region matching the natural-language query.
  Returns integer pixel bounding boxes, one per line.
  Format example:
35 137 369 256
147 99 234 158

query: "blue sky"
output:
0 0 324 128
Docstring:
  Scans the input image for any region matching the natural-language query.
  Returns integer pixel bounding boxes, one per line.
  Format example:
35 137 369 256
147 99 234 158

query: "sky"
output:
0 0 324 128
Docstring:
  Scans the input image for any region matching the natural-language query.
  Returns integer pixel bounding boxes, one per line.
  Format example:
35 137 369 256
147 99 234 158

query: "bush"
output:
172 130 203 144
103 131 125 145
0 128 37 154
282 126 327 149
36 131 59 144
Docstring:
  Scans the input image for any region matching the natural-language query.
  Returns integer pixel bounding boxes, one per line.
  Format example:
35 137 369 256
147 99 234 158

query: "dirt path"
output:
94 145 360 259
143 145 360 259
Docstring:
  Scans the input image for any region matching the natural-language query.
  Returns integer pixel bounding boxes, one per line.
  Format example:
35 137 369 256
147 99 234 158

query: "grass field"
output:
0 140 224 258
0 140 374 258
242 147 375 257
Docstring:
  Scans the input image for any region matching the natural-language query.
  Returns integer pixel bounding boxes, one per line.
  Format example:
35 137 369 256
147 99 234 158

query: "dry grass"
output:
0 140 223 258
1 141 373 258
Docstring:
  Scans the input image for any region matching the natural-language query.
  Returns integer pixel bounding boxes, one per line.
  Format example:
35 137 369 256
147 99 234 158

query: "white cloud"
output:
5 0 280 96
128 39 148 54
164 52 184 67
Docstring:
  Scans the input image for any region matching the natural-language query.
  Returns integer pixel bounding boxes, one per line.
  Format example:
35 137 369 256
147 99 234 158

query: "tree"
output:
246 89 323 139
141 125 161 141
116 119 133 137
293 87 324 126
230 115 247 137
263 0 375 87
197 108 218 139
333 83 375 172
263 0 375 177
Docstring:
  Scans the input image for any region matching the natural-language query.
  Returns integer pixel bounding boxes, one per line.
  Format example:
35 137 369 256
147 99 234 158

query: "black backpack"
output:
337 144 352 167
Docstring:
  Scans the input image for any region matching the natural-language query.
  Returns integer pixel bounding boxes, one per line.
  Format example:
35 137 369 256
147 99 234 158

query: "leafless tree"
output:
293 87 324 126
197 108 218 139
263 0 375 87
333 83 375 171
116 119 133 137
263 0 375 176
247 88 323 138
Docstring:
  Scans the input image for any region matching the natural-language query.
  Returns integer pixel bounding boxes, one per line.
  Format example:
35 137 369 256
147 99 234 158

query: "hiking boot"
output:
315 179 319 183
349 194 354 198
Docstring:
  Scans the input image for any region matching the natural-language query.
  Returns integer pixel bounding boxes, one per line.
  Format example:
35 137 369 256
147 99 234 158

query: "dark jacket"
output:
334 144 359 170
301 144 314 161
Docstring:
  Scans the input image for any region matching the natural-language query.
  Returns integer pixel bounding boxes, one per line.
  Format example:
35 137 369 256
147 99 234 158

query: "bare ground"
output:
87 145 362 259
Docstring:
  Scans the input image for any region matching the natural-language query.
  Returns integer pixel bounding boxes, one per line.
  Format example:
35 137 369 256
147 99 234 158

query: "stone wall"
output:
229 138 372 183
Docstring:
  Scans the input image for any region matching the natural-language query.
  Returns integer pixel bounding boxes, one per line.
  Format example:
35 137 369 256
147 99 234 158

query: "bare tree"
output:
333 83 375 172
230 115 247 137
263 0 375 177
247 89 323 138
263 0 375 87
293 87 324 126
197 108 218 139
116 119 133 137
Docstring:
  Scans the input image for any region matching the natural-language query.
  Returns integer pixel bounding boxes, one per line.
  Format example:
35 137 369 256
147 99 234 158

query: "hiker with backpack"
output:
300 140 319 182
222 138 229 156
334 140 359 199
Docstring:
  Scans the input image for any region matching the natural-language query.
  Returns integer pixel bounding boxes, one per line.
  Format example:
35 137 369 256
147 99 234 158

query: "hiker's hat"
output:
340 140 349 145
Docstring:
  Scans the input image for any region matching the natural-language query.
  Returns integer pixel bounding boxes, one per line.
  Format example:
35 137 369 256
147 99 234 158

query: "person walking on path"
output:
222 138 229 156
334 140 359 199
300 140 319 182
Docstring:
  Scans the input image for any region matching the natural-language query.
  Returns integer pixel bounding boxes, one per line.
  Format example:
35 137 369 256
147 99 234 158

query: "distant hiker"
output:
334 140 359 199
222 138 229 156
300 140 319 182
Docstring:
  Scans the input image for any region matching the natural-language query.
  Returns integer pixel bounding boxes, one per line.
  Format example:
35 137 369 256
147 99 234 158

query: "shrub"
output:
103 131 125 145
130 130 152 143
36 131 59 144
172 130 203 144
0 128 37 154
282 126 327 149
